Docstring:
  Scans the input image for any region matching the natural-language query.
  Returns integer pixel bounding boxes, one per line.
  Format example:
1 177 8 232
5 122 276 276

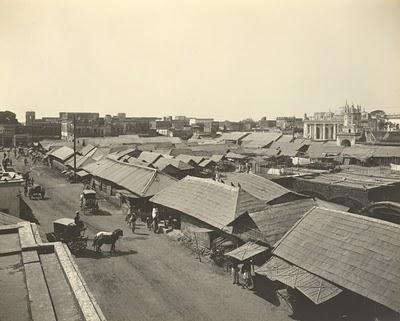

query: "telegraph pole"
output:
73 114 77 183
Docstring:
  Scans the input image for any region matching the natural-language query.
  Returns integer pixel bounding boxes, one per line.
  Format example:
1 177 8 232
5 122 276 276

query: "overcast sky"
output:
0 0 399 121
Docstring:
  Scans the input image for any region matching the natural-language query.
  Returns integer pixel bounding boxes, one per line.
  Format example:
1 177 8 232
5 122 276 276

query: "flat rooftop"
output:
0 220 106 321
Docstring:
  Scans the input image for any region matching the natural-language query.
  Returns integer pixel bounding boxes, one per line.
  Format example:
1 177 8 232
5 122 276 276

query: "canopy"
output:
256 256 342 305
225 242 268 262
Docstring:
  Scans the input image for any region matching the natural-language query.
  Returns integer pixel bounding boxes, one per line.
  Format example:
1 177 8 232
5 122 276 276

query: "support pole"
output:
73 114 77 183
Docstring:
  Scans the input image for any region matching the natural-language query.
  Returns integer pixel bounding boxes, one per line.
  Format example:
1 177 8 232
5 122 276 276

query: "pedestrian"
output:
231 259 240 285
146 216 152 231
152 206 159 233
241 260 252 289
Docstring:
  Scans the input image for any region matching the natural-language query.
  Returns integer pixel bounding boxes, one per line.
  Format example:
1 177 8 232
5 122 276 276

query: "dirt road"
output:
19 159 291 321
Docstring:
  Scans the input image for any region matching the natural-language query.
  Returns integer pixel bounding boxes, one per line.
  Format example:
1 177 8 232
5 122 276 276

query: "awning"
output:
188 227 214 233
116 189 139 199
225 242 268 262
256 256 342 305
76 170 90 177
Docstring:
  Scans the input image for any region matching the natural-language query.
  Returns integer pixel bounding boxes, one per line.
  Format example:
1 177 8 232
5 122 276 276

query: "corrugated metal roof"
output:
273 207 400 313
82 158 177 197
256 256 342 305
223 173 296 203
247 199 316 245
49 146 75 162
225 242 268 261
150 176 266 229
137 151 163 164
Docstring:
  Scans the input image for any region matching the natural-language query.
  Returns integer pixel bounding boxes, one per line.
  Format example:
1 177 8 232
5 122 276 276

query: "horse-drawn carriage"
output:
28 183 45 199
80 189 99 214
46 218 88 254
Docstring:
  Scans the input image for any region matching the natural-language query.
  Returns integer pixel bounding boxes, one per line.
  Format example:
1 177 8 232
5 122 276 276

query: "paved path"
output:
18 158 291 321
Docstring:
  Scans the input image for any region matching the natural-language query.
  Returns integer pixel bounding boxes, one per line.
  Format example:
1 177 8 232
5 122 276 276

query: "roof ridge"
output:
317 206 400 229
184 176 239 192
273 206 317 250
107 156 157 172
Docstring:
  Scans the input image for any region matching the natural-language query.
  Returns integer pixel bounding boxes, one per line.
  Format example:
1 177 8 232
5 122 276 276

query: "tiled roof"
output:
82 158 176 197
150 176 266 229
273 207 400 313
223 173 298 203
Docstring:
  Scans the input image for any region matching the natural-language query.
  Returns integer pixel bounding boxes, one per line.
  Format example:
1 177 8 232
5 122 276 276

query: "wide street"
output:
17 157 291 321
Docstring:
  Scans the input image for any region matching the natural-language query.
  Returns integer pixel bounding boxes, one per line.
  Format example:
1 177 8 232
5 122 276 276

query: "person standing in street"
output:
231 259 240 285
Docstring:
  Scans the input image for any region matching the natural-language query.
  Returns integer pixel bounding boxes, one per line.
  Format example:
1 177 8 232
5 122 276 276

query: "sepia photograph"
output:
0 0 399 320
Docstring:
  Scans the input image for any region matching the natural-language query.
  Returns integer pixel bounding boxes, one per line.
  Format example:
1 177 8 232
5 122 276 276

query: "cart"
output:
80 189 99 214
46 218 88 254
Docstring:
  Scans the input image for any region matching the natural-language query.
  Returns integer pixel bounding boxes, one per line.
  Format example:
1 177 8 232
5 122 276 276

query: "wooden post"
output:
73 114 77 183
193 232 201 262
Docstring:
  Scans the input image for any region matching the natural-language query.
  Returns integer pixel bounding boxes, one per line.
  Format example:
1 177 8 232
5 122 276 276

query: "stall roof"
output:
225 242 268 261
307 142 344 158
49 146 75 162
247 199 316 245
76 170 90 177
153 158 194 171
225 152 247 160
150 176 266 230
209 154 226 163
223 173 302 204
297 171 400 190
82 158 177 197
273 207 400 313
174 154 205 165
65 155 95 169
80 144 96 157
136 151 163 164
256 256 342 305
217 132 251 142
198 159 216 168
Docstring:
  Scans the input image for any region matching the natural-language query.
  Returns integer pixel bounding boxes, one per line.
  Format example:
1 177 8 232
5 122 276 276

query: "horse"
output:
92 229 123 253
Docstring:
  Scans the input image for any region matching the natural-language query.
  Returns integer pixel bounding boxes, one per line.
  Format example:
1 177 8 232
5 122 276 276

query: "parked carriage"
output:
46 218 88 254
80 189 99 214
28 184 45 199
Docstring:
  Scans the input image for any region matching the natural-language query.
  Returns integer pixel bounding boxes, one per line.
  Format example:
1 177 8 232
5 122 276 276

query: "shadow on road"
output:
76 248 137 259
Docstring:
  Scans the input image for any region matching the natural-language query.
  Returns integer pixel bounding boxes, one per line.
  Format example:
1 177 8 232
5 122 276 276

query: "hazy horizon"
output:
1 0 399 122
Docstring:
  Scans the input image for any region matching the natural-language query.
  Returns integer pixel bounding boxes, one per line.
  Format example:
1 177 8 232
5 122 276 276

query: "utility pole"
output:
73 114 77 183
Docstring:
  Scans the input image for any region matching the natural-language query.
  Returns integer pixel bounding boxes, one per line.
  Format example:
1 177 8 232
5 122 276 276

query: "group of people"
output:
238 162 252 173
231 259 254 289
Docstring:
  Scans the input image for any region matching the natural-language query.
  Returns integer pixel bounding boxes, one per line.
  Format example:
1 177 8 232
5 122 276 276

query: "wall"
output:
292 178 369 211
180 214 214 249
0 183 21 217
